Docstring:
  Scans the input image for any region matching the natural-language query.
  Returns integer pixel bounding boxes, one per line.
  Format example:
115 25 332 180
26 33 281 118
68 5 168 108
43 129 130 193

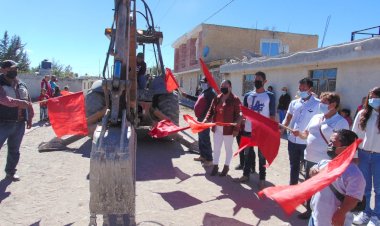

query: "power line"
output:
203 0 236 23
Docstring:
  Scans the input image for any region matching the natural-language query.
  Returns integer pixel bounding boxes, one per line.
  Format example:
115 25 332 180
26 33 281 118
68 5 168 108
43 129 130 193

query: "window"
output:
310 68 337 95
242 74 255 94
260 39 281 56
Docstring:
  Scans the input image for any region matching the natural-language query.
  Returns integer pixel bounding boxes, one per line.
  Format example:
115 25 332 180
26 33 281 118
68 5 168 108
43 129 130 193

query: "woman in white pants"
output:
204 80 242 176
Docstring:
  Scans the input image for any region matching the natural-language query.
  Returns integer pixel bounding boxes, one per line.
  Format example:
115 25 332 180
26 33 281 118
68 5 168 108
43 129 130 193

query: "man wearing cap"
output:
136 52 147 89
0 60 34 181
181 77 216 166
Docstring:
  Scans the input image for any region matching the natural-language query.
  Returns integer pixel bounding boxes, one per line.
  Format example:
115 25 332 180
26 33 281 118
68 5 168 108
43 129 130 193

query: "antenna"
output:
321 15 331 48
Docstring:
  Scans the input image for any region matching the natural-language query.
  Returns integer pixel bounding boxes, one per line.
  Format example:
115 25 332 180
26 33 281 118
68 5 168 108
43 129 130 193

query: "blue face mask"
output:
319 103 330 114
282 91 287 95
299 91 310 99
369 98 380 109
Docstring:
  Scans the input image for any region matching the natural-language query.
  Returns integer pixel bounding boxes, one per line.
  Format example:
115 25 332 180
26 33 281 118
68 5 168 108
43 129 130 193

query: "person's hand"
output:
292 130 300 137
332 209 346 226
309 167 319 177
18 100 30 109
26 120 32 129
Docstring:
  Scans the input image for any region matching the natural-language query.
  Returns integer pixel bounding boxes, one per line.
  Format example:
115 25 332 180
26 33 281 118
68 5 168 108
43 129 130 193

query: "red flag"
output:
233 135 257 157
47 92 88 138
183 114 215 133
60 90 73 96
199 58 220 94
241 106 280 166
165 68 179 92
258 139 362 215
149 119 190 138
183 114 234 133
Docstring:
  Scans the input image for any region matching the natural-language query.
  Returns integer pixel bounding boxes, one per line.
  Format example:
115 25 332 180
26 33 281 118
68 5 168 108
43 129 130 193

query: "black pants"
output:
244 147 266 180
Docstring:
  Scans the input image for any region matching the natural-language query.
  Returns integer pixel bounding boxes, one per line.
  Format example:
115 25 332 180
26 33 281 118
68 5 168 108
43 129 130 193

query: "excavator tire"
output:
85 89 106 118
154 93 179 125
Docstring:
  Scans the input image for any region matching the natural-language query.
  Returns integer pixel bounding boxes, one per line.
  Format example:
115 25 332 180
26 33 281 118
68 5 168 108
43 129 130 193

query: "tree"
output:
0 31 30 71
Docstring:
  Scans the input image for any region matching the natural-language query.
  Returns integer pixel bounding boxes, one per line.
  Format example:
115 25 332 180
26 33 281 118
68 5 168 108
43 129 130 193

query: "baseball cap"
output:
1 60 18 69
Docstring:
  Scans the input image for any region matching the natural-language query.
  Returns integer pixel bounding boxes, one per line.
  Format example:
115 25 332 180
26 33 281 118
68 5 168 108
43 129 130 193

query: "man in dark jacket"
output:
182 77 216 166
0 60 34 181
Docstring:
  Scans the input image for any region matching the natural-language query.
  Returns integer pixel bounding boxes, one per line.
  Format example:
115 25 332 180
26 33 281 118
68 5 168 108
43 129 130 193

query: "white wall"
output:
18 74 97 100
229 57 380 119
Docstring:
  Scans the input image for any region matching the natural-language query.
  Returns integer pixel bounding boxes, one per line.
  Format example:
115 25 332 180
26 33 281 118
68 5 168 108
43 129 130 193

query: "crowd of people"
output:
183 71 379 226
38 74 71 121
0 58 379 226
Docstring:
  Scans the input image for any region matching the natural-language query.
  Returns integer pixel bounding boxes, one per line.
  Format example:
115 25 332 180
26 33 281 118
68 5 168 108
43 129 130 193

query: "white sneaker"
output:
368 216 380 226
353 212 370 225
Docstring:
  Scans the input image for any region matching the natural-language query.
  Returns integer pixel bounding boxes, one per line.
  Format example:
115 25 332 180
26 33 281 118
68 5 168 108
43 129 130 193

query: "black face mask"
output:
220 87 229 95
327 145 338 159
254 80 263 89
6 70 17 79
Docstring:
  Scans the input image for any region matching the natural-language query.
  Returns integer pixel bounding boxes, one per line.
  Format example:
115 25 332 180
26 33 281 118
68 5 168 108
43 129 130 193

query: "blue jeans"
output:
198 128 212 161
0 121 26 175
40 106 48 120
278 109 287 124
288 141 306 185
138 75 146 89
358 149 380 218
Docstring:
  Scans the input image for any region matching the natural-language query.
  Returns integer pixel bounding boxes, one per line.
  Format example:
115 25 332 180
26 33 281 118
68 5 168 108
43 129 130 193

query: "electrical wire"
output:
203 0 236 23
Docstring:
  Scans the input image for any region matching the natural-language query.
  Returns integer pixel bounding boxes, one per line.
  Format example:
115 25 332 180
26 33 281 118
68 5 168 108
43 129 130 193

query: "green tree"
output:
0 31 30 71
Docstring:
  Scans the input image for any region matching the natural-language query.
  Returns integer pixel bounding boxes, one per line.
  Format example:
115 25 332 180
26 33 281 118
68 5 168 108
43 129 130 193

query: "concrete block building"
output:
172 23 318 95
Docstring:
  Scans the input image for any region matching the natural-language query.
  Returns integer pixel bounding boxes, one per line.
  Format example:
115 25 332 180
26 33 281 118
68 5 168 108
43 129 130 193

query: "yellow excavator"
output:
38 1 197 225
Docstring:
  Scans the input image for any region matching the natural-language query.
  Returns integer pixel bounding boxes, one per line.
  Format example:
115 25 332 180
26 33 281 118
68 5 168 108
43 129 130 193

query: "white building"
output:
220 37 380 117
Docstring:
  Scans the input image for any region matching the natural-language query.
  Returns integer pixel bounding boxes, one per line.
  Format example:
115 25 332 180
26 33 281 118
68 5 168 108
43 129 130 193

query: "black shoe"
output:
297 211 311 220
5 174 20 182
219 165 229 177
210 165 219 176
234 164 243 170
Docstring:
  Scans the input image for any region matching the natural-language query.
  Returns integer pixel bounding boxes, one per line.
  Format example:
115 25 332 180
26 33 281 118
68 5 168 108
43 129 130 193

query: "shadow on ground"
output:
0 178 11 203
202 169 304 226
136 129 186 181
203 213 252 226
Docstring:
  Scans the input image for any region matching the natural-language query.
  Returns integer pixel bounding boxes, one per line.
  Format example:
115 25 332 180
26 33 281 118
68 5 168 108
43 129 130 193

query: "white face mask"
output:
200 83 208 90
282 91 287 95
319 103 330 114
299 91 310 99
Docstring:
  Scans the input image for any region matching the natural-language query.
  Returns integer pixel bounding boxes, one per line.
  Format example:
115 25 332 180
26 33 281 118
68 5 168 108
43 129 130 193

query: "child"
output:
340 108 353 128
38 88 49 121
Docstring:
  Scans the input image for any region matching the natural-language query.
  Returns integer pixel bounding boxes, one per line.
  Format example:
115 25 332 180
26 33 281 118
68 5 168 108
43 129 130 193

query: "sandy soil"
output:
0 104 357 226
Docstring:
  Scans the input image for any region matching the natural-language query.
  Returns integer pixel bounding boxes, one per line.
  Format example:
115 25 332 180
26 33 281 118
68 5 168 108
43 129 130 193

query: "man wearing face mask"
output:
235 71 276 190
308 129 365 226
205 80 242 177
282 78 320 189
0 60 34 181
293 92 349 219
181 77 216 166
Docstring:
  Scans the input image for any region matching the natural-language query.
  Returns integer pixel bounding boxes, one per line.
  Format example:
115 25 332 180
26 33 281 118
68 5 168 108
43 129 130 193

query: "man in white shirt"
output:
293 92 349 220
283 78 320 186
309 129 365 226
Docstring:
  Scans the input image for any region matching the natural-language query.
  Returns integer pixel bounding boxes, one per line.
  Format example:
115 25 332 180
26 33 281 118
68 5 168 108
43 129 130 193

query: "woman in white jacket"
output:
352 86 380 226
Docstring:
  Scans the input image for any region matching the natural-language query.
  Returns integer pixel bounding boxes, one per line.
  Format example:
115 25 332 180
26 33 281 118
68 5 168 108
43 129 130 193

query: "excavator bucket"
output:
89 110 137 225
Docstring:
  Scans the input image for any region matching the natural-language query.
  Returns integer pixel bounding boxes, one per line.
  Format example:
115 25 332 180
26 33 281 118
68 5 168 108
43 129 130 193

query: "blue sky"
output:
1 0 379 76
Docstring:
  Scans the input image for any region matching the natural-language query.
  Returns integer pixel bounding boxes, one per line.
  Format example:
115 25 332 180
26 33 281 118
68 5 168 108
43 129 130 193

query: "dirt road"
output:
0 104 307 226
